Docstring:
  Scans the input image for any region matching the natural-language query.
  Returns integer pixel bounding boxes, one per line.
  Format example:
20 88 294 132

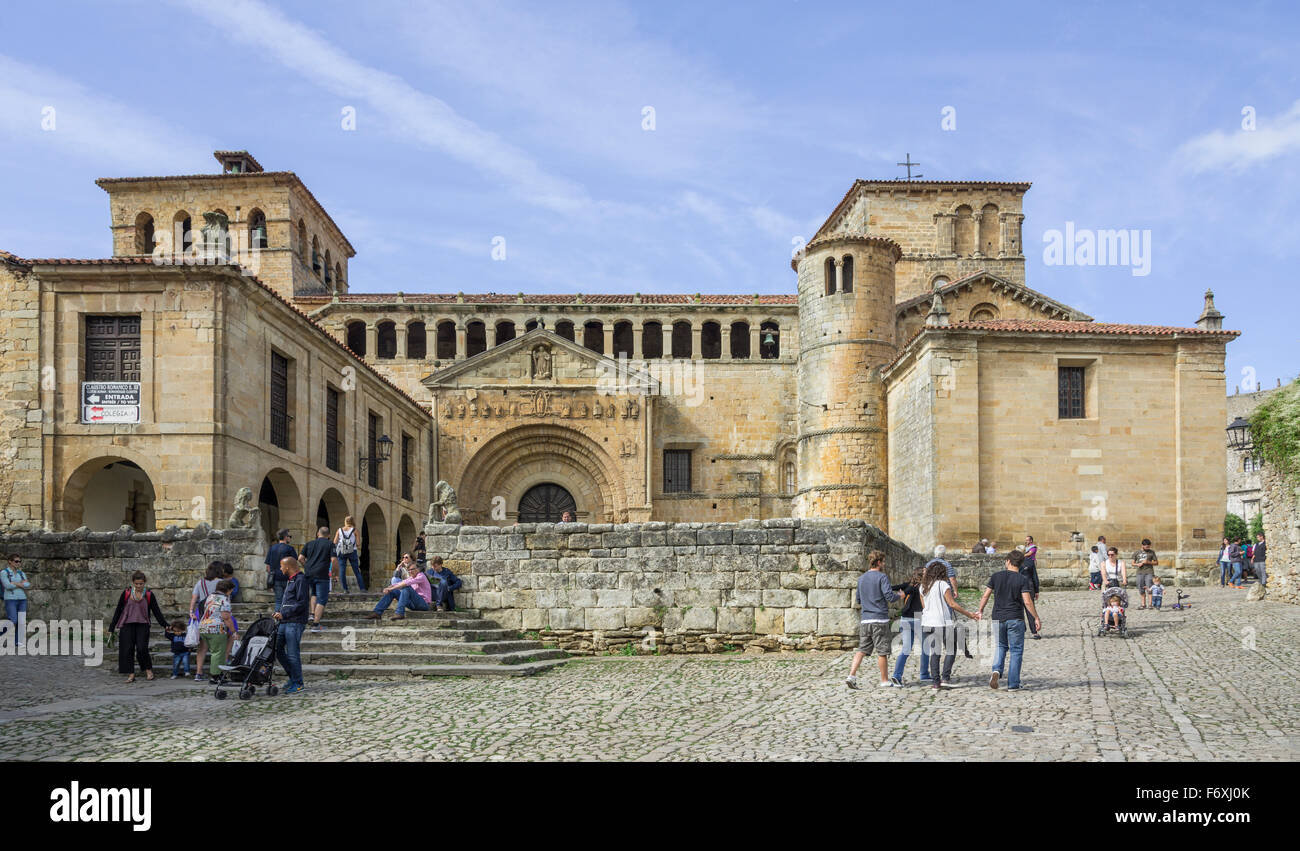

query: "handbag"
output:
184 615 201 649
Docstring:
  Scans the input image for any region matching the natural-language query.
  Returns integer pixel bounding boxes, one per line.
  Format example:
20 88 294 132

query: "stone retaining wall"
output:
942 550 1212 590
1260 465 1299 605
425 518 925 655
0 525 266 624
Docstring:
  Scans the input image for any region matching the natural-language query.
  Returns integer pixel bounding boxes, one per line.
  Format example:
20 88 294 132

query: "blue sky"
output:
1 0 1297 391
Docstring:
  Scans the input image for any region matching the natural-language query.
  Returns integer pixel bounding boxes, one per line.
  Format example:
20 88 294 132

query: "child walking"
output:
166 619 193 678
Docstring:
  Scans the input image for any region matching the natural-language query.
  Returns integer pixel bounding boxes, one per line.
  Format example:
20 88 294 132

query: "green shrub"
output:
1249 513 1265 540
1224 513 1248 542
1250 378 1300 486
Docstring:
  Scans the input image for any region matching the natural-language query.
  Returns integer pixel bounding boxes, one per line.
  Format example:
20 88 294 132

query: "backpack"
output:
1 567 23 598
336 528 357 556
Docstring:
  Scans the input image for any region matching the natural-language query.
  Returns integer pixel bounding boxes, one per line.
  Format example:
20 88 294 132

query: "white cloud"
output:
0 54 205 171
175 0 592 214
1176 100 1300 173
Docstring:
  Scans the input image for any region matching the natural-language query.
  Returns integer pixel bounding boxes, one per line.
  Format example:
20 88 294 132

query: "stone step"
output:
228 603 482 620
149 625 521 648
302 659 568 679
300 648 567 666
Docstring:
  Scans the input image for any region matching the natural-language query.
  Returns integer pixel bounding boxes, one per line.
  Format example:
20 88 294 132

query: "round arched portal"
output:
315 487 350 536
258 469 305 547
360 503 388 589
396 514 419 558
456 424 626 525
59 456 157 531
517 483 578 523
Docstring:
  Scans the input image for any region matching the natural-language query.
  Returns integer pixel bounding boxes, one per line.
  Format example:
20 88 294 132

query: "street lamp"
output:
358 434 394 482
1226 417 1253 451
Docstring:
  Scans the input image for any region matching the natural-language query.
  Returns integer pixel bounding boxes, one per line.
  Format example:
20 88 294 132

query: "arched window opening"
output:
824 257 836 295
495 320 516 346
980 203 1000 255
376 321 397 359
671 321 692 358
701 322 722 359
346 321 366 357
841 255 854 293
968 303 1000 321
642 321 663 359
407 321 427 359
466 321 487 357
613 321 634 358
555 320 575 342
525 319 539 332
248 209 267 249
134 213 155 254
730 321 750 359
297 220 307 259
783 461 797 494
760 321 780 359
583 321 604 354
311 236 322 275
324 249 333 286
174 211 192 253
435 320 456 359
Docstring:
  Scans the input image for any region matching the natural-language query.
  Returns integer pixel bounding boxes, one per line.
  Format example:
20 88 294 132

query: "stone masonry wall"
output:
425 518 925 655
0 525 266 624
1260 464 1299 606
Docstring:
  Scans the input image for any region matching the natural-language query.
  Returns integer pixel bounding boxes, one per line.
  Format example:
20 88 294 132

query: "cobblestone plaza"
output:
3 587 1296 762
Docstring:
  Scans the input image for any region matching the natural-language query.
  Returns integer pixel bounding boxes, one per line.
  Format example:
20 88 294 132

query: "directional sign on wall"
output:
81 382 141 424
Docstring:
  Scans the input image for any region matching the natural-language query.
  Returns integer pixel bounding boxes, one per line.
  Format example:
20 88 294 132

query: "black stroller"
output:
214 616 280 700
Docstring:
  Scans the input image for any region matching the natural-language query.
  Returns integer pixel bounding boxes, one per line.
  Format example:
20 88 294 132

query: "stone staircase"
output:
151 588 567 679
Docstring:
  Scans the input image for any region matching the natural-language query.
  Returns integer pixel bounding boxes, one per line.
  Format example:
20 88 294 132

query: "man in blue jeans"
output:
364 566 432 621
977 549 1042 691
273 556 309 694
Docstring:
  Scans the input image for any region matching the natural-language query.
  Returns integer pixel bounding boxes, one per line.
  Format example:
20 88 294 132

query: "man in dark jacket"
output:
1253 534 1268 587
265 529 297 612
426 557 463 612
300 526 335 633
272 556 309 694
1020 537 1041 638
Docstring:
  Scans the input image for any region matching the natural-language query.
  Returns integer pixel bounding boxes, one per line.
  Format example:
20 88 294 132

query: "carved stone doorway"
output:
517 483 578 523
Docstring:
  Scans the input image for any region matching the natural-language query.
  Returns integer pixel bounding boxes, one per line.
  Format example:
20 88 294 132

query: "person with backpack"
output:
190 562 223 680
197 579 239 683
1 554 31 643
334 516 365 592
109 570 170 683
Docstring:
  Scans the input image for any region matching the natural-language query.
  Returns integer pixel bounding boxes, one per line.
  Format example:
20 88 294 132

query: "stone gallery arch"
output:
258 468 305 546
58 453 157 531
455 424 627 524
360 503 388 588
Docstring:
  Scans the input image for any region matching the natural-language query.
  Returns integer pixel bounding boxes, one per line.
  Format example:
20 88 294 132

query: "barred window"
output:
1058 366 1085 419
664 450 692 493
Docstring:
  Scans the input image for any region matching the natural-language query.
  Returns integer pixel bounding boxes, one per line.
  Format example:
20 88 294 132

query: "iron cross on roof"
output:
896 153 922 180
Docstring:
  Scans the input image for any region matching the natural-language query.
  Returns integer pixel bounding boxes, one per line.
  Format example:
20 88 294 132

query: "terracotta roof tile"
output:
295 293 800 306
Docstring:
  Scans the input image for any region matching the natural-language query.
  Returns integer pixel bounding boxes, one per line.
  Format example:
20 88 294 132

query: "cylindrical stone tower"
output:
791 235 901 524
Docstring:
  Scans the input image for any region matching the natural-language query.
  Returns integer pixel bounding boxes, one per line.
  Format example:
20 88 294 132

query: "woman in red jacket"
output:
109 571 170 683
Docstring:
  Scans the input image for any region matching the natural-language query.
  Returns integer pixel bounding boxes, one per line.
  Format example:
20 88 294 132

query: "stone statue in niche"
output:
532 345 552 380
593 401 602 418
429 480 462 526
576 401 588 417
228 487 260 530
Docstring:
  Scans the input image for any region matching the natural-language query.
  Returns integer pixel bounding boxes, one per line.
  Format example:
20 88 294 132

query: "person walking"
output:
273 555 309 694
425 557 463 612
300 526 335 633
108 570 170 683
189 561 222 678
1217 537 1242 588
845 550 899 689
1 555 31 644
890 568 928 686
1101 547 1127 588
1021 536 1042 639
977 550 1042 691
1133 538 1159 608
1231 538 1249 588
196 579 238 683
1087 545 1104 590
919 560 980 689
1252 533 1268 587
265 529 297 610
334 517 365 592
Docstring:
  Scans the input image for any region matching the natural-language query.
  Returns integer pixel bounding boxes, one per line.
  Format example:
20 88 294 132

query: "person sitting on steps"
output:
366 559 433 621
425 556 463 612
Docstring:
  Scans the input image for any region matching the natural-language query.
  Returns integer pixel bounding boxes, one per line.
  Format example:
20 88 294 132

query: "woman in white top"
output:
334 516 366 592
919 561 980 689
1102 547 1127 588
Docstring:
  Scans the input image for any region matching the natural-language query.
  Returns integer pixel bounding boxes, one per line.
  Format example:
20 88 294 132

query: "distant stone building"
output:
0 151 1241 573
1226 384 1283 522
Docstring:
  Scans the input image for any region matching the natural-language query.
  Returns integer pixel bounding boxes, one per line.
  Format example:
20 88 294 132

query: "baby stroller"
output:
1097 583 1129 638
214 616 280 700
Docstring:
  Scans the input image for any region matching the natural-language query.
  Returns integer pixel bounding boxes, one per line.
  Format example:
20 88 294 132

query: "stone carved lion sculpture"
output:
429 480 463 526
228 487 261 529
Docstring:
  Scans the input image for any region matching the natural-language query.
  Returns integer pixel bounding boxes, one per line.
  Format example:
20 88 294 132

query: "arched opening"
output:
62 458 156 532
841 255 854 293
466 321 487 357
258 469 305 547
346 321 367 357
980 203 999 255
134 213 155 255
435 320 456 359
968 302 1000 321
360 503 388 589
524 319 539 332
248 209 267 250
730 321 750 359
317 488 350 534
376 321 397 359
396 514 419 558
495 320 516 346
296 220 307 259
701 321 722 359
407 321 427 359
931 274 950 291
583 321 604 354
954 205 974 256
311 236 322 276
324 249 333 286
335 263 344 290
517 483 578 523
613 321 634 358
824 257 836 295
555 320 575 342
641 321 663 359
173 211 192 254
760 321 780 359
671 321 692 358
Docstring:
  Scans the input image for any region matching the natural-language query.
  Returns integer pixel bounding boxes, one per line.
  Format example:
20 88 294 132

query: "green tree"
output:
1251 377 1300 487
1224 512 1248 542
1249 513 1265 540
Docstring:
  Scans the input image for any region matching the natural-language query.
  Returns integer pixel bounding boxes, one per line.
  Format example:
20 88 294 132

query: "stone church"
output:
0 150 1237 571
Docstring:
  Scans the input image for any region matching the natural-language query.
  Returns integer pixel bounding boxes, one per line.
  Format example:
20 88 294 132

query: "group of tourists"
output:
1216 533 1267 588
1086 536 1163 608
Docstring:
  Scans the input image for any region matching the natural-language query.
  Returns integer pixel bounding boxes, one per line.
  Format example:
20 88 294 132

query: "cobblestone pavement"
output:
2 588 1298 761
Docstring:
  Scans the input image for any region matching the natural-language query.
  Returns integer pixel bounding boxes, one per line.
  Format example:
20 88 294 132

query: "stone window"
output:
784 461 796 494
325 386 342 473
642 321 663 358
1243 456 1261 473
174 211 193 253
841 255 854 293
435 321 456 359
613 321 634 358
84 314 141 382
296 220 307 258
311 236 322 275
730 321 750 359
555 320 575 342
401 433 414 501
346 321 366 357
664 449 692 493
969 302 999 321
407 321 427 359
324 250 333 285
583 321 604 354
466 321 487 357
367 411 381 489
270 350 291 451
495 320 516 345
1058 366 1085 419
134 213 155 254
671 321 692 358
248 209 267 250
701 322 721 359
824 257 836 295
760 321 780 359
376 321 397 359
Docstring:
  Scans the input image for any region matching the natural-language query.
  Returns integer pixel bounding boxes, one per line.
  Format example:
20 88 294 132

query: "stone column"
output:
455 325 467 360
365 324 378 360
971 212 984 258
488 324 499 348
395 323 408 359
603 325 614 357
834 258 843 293
721 325 732 360
934 213 956 255
750 324 761 360
691 325 701 360
633 323 644 359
